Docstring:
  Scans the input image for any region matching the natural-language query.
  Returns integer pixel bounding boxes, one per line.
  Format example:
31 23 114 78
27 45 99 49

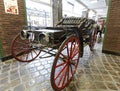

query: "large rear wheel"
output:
51 35 81 91
11 34 41 62
90 29 97 51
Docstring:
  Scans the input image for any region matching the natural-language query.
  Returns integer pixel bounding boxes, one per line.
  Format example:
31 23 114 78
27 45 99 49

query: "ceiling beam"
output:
75 0 88 9
90 6 108 9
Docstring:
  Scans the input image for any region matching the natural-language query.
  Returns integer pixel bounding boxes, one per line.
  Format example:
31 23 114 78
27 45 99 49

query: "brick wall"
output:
103 0 120 54
0 0 27 57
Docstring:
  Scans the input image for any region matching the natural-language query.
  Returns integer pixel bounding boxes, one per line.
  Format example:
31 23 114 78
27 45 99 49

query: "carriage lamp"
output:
38 33 49 45
20 30 35 41
20 30 29 40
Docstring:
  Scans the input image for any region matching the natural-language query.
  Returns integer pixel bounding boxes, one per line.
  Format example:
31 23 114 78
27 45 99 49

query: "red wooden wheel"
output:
51 35 81 91
90 30 97 51
11 34 41 62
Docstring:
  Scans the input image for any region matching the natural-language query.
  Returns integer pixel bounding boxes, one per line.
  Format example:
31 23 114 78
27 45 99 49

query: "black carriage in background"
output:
11 17 97 91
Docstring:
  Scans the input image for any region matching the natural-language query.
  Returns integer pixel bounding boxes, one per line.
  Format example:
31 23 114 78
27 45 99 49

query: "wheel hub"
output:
67 57 73 65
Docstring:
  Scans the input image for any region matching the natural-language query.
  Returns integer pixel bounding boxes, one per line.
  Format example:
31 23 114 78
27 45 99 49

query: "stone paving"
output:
0 37 120 91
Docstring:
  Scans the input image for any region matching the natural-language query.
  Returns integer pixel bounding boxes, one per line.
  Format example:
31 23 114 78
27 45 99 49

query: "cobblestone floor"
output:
0 37 120 91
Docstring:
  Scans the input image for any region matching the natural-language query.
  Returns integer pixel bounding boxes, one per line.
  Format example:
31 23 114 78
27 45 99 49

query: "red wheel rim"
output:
51 35 81 91
90 30 97 50
11 34 41 62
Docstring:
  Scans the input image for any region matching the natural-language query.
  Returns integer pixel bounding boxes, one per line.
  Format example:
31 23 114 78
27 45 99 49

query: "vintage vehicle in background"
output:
11 17 97 91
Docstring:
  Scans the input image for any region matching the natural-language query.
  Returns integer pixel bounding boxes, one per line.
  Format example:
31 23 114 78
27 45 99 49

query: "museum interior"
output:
0 0 120 91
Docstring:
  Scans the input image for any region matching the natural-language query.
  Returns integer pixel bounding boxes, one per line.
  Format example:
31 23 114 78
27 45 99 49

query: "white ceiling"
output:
30 0 109 17
78 0 109 17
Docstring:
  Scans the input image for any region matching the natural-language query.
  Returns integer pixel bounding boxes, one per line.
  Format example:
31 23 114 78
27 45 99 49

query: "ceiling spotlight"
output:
90 0 98 3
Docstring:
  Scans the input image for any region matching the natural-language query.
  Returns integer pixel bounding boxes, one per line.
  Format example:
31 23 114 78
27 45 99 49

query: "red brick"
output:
0 0 27 56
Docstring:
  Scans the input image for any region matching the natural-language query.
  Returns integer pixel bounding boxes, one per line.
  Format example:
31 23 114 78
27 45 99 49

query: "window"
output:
26 0 52 27
62 0 86 17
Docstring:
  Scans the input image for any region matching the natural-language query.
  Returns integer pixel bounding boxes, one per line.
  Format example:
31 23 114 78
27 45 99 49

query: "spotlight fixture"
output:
90 0 98 3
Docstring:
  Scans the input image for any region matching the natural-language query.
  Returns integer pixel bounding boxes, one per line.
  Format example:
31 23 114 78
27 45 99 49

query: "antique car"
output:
11 17 97 91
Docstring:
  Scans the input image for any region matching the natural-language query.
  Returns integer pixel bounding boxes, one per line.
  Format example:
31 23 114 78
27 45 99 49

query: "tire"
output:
51 35 81 91
11 34 41 62
89 29 97 51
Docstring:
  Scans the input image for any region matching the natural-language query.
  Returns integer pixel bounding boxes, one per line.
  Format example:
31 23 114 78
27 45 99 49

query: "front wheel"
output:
51 35 81 91
11 34 41 62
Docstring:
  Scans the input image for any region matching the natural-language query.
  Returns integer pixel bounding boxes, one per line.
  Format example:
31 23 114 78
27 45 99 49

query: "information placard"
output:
3 0 19 15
